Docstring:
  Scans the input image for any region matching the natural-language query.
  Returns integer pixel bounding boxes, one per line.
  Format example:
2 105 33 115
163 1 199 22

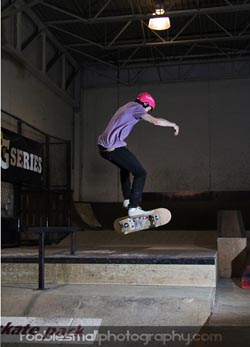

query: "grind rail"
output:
27 227 80 290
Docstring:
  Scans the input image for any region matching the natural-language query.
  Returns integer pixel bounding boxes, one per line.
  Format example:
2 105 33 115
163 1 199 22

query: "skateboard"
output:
113 208 171 235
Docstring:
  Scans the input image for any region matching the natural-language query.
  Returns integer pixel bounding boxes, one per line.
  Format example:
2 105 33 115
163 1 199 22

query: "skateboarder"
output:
98 92 179 217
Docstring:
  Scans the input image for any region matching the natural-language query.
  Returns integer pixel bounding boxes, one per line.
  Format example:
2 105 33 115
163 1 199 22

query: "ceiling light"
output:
148 15 170 30
148 2 171 31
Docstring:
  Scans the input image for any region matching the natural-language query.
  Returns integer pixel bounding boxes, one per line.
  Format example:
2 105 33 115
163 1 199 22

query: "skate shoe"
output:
128 207 153 217
123 199 130 209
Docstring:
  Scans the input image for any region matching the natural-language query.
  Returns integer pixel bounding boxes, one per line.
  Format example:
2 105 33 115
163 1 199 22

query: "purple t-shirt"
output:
98 102 145 148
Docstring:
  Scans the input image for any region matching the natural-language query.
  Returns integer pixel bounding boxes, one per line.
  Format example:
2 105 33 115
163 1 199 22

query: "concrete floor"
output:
1 230 249 346
1 279 250 346
207 278 250 326
190 279 250 347
1 283 214 326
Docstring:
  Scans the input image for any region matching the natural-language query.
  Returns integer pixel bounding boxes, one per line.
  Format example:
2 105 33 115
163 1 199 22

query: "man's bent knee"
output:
134 167 147 178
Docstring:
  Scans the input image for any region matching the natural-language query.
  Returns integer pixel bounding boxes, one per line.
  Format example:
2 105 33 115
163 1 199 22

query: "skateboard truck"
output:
150 213 160 226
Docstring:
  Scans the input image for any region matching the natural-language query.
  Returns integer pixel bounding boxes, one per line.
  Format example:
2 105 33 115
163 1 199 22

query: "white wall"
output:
1 55 75 193
79 78 250 202
1 56 73 141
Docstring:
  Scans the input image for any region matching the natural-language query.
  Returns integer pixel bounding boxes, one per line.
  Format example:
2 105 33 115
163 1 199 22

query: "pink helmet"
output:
137 92 156 110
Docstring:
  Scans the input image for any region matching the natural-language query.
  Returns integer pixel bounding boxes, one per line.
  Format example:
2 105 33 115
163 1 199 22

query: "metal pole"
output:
16 120 22 241
41 31 46 74
38 231 45 290
70 231 76 255
45 136 50 227
16 12 22 51
67 141 71 227
61 54 66 89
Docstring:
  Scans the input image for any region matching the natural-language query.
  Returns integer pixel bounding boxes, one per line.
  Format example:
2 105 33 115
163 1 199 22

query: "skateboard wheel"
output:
151 215 159 221
124 223 129 228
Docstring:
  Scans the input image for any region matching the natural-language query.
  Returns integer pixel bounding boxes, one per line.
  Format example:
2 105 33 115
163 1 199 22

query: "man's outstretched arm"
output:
141 114 179 136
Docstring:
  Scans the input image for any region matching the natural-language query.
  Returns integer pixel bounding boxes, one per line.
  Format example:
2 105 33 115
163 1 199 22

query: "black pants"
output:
98 146 146 208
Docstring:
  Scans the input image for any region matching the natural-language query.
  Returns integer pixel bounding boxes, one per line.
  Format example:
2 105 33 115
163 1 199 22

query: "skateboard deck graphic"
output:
114 208 171 235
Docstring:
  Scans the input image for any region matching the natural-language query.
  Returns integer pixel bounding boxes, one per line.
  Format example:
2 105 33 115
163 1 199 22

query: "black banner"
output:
1 324 250 346
1 128 44 185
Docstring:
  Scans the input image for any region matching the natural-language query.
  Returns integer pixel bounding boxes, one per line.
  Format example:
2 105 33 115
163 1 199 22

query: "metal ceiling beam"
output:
154 46 167 60
40 1 89 24
121 47 141 67
223 0 233 6
240 22 250 36
63 33 250 50
130 69 146 85
21 28 41 51
1 0 15 13
1 0 42 19
117 53 250 67
108 21 132 47
106 34 250 50
140 20 146 43
166 0 177 12
206 15 233 37
142 21 166 43
69 47 117 68
1 0 80 103
46 51 62 72
2 45 75 105
2 0 79 69
78 44 250 71
61 54 66 89
41 31 46 74
49 25 105 49
16 11 22 51
170 15 198 42
53 23 158 50
178 44 197 63
209 41 231 59
5 0 249 70
15 1 79 69
72 0 85 17
128 0 135 16
81 56 250 86
42 3 250 25
81 65 129 86
66 68 79 89
94 0 112 18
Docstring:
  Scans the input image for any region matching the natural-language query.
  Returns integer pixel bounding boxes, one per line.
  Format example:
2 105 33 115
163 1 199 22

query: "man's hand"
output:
173 124 179 136
142 114 180 136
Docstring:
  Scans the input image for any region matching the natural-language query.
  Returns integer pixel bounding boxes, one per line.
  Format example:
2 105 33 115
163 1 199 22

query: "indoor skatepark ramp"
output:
73 202 102 229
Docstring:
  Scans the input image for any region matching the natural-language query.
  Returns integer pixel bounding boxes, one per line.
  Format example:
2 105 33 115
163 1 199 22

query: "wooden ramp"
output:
73 202 102 228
